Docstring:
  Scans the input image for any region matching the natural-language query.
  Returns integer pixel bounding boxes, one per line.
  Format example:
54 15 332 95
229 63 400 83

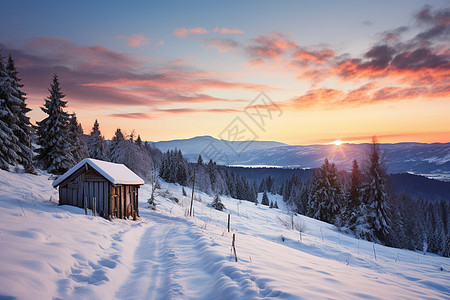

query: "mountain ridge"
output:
151 136 450 181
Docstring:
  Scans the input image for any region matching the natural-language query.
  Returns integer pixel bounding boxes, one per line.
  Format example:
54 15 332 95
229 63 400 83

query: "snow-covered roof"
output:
52 158 145 187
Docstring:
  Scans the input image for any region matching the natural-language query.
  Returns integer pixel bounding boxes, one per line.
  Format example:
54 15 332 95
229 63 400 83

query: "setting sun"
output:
332 139 344 146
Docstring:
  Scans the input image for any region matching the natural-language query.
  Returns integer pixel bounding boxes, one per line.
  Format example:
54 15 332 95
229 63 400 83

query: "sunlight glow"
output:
332 139 343 146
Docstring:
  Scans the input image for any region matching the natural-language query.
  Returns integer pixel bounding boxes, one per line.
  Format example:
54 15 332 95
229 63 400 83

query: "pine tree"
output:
5 54 34 172
0 51 20 170
35 75 75 174
88 119 107 160
211 194 225 211
361 137 392 245
136 135 142 147
346 159 363 229
109 128 126 163
261 191 270 206
68 113 88 163
309 158 343 224
443 234 450 258
197 154 203 165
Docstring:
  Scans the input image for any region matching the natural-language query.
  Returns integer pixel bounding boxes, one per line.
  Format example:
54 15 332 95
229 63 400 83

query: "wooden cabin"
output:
53 158 145 220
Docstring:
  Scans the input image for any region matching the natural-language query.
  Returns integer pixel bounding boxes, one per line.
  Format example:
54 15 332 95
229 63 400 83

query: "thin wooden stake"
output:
84 197 87 215
189 168 196 217
320 228 324 242
231 233 238 262
228 214 231 233
373 244 377 261
93 197 96 216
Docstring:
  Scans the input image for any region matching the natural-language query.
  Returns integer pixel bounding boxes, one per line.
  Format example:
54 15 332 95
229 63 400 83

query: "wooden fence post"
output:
84 197 87 215
228 214 231 233
232 234 238 262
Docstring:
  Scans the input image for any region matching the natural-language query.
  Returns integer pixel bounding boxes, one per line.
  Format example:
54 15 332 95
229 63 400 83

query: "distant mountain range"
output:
152 136 450 181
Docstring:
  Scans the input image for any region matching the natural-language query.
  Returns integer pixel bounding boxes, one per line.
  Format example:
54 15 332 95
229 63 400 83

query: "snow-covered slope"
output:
0 169 449 299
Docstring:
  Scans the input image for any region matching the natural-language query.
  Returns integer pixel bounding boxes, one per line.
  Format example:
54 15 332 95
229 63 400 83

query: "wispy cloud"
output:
218 27 244 34
2 37 269 111
246 32 297 64
205 38 239 53
240 6 449 109
108 112 152 119
107 107 240 119
117 34 150 47
173 27 209 37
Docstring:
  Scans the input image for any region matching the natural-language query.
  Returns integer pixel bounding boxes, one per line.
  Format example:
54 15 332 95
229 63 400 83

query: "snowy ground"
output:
0 169 449 299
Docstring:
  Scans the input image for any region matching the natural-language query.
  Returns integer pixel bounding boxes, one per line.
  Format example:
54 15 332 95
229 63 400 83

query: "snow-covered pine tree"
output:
68 113 88 163
211 194 225 211
109 128 126 163
109 128 154 181
6 54 34 172
197 154 203 165
309 158 343 224
88 119 107 160
0 52 20 170
361 137 392 245
345 159 363 229
261 191 269 206
35 74 76 174
443 234 450 258
135 135 142 147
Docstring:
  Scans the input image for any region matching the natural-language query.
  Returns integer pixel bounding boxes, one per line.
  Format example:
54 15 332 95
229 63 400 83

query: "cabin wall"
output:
110 185 140 220
59 181 111 218
58 164 140 220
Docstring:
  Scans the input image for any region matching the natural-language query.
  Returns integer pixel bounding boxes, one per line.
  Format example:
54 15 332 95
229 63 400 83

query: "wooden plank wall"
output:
109 185 139 219
57 164 139 220
60 181 112 218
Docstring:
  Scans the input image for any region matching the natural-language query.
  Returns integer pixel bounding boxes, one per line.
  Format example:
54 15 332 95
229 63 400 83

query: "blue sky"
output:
1 0 449 144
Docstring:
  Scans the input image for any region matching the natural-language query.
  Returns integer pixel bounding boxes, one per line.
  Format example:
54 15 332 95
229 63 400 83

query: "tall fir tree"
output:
68 113 88 163
309 158 343 224
261 191 270 206
6 54 34 172
345 159 363 229
109 128 126 163
135 135 142 147
36 75 75 174
0 52 22 170
88 119 107 160
361 137 392 245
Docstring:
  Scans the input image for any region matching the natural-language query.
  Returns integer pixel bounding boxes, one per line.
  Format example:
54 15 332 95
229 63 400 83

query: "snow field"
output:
0 169 449 299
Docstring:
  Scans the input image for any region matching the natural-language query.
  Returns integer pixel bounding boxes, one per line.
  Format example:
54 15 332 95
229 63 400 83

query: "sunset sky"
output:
1 0 449 145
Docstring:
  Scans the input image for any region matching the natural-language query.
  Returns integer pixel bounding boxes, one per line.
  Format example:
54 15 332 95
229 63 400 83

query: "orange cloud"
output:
220 27 244 34
117 34 150 47
294 49 334 63
246 32 298 64
4 37 268 111
291 81 449 110
173 27 209 37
